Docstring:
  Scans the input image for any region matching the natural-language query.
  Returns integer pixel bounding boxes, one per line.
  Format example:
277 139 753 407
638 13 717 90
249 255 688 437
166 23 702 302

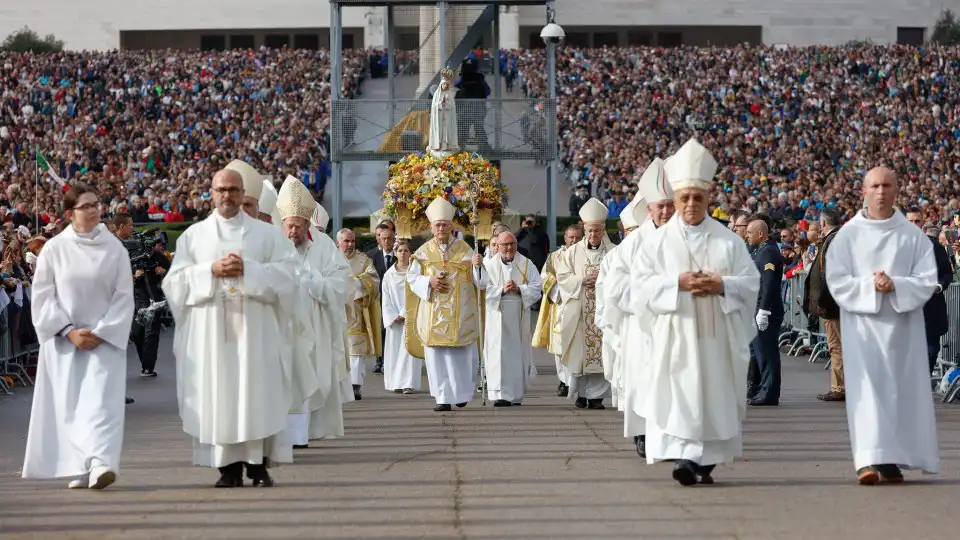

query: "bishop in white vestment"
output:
406 197 481 411
381 240 422 392
162 167 298 488
554 198 614 409
632 140 758 486
826 167 939 484
596 192 647 412
617 158 675 458
22 184 134 490
477 232 542 406
274 177 348 449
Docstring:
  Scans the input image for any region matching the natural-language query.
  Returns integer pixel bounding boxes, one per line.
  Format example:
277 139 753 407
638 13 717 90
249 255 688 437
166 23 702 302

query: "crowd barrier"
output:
780 272 960 403
0 306 38 395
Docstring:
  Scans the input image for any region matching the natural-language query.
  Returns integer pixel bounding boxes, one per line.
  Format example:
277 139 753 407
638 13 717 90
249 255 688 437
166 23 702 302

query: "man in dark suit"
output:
904 208 952 374
744 215 784 406
365 222 397 373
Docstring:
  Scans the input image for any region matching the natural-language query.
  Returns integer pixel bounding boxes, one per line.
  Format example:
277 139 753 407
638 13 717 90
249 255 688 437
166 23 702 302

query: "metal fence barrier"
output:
780 272 960 403
0 305 38 395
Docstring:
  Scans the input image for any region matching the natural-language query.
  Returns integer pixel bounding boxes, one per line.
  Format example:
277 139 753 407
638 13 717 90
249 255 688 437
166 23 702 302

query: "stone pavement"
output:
0 333 958 540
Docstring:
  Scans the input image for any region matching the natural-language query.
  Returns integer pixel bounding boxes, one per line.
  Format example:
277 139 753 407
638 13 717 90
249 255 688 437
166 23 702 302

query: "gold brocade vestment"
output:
346 252 383 357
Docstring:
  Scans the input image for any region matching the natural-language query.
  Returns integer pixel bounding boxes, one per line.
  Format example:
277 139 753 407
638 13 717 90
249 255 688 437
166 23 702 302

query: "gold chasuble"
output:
405 238 480 359
532 248 562 352
346 252 382 357
553 238 611 375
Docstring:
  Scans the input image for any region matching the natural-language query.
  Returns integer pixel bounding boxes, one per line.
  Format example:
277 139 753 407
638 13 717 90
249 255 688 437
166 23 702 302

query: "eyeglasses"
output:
212 186 242 195
73 202 102 212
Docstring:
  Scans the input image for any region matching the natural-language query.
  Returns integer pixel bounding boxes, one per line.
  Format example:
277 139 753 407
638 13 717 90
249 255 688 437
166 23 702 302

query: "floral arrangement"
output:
384 152 507 231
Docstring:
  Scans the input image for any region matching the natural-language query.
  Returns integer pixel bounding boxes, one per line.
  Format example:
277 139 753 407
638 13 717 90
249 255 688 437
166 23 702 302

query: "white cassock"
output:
162 211 298 468
478 253 542 403
606 218 656 438
22 225 134 479
633 215 758 466
381 265 423 391
285 238 348 446
595 249 620 405
826 211 940 473
407 244 479 405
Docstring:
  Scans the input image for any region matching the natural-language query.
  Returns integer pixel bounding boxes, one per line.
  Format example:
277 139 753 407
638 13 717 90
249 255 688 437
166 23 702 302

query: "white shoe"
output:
68 474 89 489
88 466 117 489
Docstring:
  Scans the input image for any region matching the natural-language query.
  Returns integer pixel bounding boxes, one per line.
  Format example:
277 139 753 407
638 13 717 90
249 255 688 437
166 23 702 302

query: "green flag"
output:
36 150 65 187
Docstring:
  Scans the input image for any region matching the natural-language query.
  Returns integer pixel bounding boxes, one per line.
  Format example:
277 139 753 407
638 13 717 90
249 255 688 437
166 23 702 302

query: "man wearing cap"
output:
225 159 265 219
336 228 382 402
162 163 298 488
604 157 673 458
532 224 582 398
406 197 481 412
632 139 759 486
596 189 646 412
554 198 616 409
274 176 347 450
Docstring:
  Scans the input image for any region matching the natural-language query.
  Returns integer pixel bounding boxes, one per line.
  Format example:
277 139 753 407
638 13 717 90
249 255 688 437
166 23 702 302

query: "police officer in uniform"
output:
744 215 784 406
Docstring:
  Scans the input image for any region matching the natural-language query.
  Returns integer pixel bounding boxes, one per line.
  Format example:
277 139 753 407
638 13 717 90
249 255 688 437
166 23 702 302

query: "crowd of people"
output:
0 47 374 232
518 44 960 231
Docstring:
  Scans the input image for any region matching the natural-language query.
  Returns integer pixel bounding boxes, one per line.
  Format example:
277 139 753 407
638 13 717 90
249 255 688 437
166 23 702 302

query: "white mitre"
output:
225 159 264 199
620 195 647 229
663 138 718 192
312 203 330 232
578 197 608 224
425 197 456 222
277 175 315 221
638 157 673 204
259 178 278 215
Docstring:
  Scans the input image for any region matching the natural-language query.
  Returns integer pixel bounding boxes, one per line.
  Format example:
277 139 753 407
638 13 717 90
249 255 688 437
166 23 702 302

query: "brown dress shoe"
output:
817 391 845 402
857 466 880 485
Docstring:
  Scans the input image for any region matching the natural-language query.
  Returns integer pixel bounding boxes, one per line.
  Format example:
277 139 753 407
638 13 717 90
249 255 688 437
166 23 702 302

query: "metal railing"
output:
780 272 960 403
0 306 38 395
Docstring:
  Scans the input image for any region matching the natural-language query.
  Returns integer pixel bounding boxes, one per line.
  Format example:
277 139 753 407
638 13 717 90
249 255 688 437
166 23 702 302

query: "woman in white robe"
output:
381 241 422 393
22 184 135 490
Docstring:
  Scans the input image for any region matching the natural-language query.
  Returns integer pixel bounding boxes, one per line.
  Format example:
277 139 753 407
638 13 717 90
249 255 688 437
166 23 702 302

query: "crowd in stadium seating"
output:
518 44 960 231
0 48 374 230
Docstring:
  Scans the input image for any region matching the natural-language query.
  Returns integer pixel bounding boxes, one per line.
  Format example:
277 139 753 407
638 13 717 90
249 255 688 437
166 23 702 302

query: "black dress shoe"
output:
434 404 452 412
697 464 716 485
215 474 243 488
293 444 309 449
353 384 362 401
246 462 274 487
587 398 605 410
493 399 511 407
748 396 779 406
557 383 569 397
125 397 134 405
634 435 646 458
672 460 698 487
252 474 275 487
574 397 587 409
455 402 467 408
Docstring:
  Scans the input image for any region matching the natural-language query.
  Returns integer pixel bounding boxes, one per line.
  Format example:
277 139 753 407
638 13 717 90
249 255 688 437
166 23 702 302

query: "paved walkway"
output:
1 333 958 539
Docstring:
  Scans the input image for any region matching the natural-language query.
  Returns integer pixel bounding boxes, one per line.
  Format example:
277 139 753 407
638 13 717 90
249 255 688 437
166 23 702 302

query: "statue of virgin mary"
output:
428 68 459 156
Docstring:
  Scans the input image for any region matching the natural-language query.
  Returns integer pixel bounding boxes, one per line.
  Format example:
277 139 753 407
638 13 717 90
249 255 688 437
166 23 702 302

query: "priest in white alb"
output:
162 166 298 488
338 228 382 401
406 197 480 412
620 157 675 458
477 231 542 406
596 193 646 412
381 239 422 393
632 139 759 487
826 166 939 485
532 224 582 398
275 177 348 450
22 183 134 490
554 198 615 409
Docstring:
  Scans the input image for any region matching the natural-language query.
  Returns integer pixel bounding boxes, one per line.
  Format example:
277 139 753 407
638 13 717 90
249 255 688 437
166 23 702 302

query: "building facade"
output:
0 0 953 51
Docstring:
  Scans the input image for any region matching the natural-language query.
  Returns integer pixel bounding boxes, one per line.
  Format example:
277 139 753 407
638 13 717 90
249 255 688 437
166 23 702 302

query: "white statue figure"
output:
428 68 459 156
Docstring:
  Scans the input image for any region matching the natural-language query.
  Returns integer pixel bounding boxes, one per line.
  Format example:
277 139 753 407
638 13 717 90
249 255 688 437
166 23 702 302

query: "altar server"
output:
381 240 422 393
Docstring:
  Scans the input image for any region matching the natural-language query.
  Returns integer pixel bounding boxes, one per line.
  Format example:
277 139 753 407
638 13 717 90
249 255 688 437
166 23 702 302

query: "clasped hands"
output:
503 279 520 295
679 270 724 297
212 254 244 278
874 271 895 293
429 274 452 294
67 329 102 351
583 270 599 290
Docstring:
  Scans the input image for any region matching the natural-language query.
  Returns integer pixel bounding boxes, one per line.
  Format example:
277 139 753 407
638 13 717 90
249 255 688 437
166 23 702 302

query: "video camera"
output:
122 229 166 271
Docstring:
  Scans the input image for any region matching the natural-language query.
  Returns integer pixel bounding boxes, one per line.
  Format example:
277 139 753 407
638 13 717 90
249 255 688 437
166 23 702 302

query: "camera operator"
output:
114 213 169 378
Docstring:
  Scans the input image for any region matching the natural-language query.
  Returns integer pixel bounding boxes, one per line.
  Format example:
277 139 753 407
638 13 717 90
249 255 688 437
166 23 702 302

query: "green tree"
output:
931 9 960 45
1 26 64 53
